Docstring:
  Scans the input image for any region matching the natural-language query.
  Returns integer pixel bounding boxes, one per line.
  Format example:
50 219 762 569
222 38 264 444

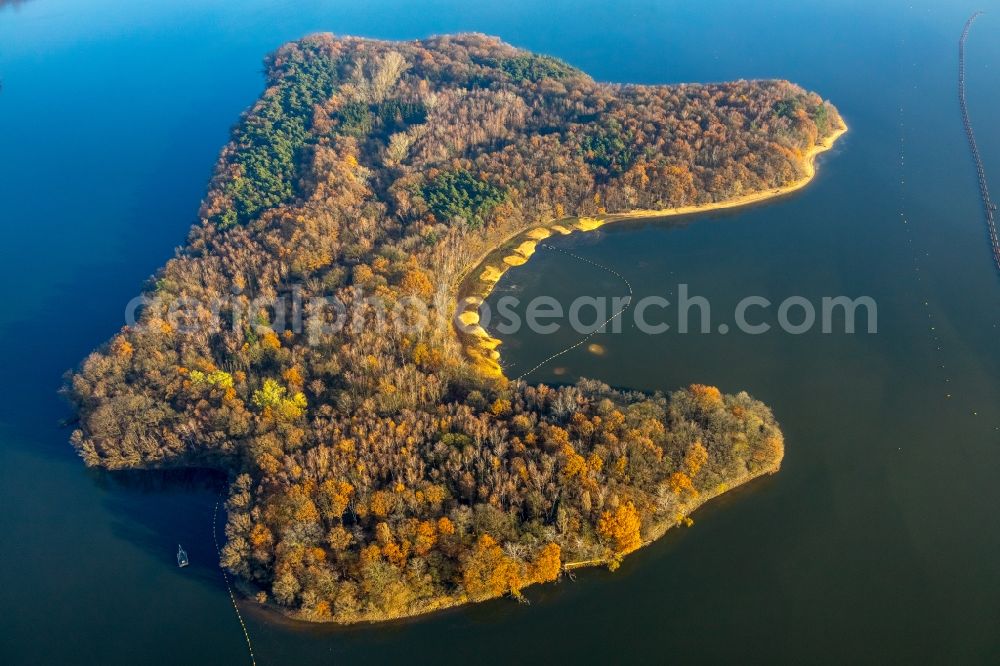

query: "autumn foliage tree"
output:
598 501 643 556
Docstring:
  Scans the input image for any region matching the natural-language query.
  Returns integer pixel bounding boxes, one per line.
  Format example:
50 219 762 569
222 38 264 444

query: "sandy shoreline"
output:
263 124 843 626
563 458 782 571
450 124 841 576
262 460 782 627
455 121 848 377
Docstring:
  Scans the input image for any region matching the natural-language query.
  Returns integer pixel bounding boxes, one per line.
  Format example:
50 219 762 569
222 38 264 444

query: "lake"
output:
1 0 998 662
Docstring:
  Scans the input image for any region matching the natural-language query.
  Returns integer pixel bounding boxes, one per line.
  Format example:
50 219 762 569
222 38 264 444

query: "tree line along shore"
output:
68 33 841 623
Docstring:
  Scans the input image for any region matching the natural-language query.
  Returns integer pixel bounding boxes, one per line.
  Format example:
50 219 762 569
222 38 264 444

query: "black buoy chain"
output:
213 496 257 666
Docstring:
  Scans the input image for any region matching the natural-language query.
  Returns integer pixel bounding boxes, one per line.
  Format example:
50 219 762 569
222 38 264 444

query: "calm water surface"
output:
2 0 999 662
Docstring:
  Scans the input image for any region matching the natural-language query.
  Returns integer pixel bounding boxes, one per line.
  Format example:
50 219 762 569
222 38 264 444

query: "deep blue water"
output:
2 0 999 662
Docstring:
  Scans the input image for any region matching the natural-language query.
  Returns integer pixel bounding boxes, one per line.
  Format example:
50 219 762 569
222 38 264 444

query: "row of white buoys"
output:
958 11 1000 267
900 65 951 405
903 24 985 415
514 243 633 381
213 497 257 666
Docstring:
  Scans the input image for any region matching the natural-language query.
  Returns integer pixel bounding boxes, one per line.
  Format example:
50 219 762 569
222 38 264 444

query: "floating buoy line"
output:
213 495 257 666
898 17 996 421
958 11 999 269
956 11 998 426
512 243 633 381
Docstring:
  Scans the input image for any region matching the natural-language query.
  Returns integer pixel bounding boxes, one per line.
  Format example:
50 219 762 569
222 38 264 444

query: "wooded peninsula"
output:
68 34 844 624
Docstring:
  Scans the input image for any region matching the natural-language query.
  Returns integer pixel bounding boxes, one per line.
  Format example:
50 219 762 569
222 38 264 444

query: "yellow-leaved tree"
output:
597 501 642 557
462 534 524 601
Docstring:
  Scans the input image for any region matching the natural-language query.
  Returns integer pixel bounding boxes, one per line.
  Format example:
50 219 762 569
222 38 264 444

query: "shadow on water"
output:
0 260 142 460
95 467 228 584
0 178 204 461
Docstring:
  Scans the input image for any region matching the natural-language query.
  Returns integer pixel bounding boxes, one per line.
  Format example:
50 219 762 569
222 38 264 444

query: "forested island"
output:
67 34 843 624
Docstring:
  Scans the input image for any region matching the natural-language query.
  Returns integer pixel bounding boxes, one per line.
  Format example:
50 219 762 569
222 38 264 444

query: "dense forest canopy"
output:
68 34 840 623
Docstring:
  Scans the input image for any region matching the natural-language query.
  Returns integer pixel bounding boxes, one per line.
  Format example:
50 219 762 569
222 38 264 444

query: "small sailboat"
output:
177 544 189 568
